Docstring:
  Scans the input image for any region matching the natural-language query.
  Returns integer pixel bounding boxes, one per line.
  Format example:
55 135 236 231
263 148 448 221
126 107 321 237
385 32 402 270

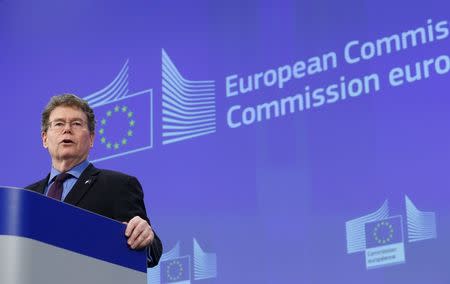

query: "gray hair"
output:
41 94 96 133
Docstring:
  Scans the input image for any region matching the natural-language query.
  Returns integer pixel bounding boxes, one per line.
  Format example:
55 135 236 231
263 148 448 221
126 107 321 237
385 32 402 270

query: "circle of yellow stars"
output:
373 221 394 245
98 105 135 150
166 259 183 281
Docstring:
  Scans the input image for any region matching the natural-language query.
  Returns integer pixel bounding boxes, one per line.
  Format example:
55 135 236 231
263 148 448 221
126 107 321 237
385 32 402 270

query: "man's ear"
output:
90 132 95 148
42 131 48 148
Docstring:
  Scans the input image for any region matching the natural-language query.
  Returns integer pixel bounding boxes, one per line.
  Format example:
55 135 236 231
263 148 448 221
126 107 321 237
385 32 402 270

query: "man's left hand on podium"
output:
124 216 155 250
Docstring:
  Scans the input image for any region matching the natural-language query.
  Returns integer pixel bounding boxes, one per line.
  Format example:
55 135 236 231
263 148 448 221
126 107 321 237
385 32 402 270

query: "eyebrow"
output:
51 118 84 122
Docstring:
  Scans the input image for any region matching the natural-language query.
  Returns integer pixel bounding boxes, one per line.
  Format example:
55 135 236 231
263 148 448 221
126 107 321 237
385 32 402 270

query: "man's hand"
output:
124 216 154 250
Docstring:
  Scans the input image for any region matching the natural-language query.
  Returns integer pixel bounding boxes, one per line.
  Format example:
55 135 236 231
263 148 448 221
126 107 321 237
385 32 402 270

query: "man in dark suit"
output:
26 94 162 267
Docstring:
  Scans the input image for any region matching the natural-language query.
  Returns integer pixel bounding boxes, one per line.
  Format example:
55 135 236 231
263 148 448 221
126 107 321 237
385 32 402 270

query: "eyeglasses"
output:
48 119 87 132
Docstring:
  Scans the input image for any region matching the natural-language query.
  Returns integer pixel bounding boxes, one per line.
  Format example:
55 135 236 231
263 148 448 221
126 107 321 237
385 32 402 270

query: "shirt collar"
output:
48 160 91 184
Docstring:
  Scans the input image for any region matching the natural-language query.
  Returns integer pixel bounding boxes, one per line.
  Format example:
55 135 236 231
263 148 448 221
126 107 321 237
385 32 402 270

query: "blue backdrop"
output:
1 0 449 283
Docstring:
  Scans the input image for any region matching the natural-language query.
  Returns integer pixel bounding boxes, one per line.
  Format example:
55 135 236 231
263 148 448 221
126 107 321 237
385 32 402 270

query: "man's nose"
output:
62 122 73 133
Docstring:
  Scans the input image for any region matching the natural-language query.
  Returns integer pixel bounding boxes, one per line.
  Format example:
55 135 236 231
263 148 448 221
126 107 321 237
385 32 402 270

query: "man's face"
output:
42 106 94 164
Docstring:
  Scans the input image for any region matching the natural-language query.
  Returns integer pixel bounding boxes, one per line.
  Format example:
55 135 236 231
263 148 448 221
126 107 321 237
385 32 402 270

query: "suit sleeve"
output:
115 176 163 267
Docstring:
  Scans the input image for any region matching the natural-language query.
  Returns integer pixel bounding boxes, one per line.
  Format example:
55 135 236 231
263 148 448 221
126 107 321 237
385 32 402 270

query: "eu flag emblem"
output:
365 216 404 249
88 91 153 162
160 256 191 284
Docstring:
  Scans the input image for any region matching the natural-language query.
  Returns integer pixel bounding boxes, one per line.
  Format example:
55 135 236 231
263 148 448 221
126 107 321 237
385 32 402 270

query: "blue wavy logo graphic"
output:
345 200 389 254
77 49 217 162
161 49 216 145
148 238 217 284
193 238 217 280
405 195 437 242
83 60 153 163
345 195 437 270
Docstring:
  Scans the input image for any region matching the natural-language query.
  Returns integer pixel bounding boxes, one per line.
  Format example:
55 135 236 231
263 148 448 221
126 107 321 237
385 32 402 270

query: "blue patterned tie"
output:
47 173 71 200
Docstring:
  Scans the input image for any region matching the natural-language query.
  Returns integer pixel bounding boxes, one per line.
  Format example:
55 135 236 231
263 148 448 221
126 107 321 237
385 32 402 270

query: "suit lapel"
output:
63 163 100 206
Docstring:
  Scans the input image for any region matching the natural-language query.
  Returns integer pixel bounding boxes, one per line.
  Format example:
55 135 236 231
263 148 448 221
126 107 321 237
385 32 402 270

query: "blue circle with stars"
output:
98 105 135 151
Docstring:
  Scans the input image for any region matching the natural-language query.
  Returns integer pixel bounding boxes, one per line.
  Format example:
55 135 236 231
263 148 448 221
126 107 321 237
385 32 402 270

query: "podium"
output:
0 186 147 284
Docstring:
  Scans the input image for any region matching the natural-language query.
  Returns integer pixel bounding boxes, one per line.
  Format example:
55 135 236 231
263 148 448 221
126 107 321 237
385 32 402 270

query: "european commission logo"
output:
83 49 217 162
83 60 153 163
148 238 217 284
345 195 437 269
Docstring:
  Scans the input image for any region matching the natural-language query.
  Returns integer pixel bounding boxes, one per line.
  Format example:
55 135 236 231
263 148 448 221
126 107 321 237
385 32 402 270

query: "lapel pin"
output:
85 179 92 185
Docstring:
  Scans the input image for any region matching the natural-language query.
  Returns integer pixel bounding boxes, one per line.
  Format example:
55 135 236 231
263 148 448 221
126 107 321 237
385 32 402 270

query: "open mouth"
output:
60 139 75 145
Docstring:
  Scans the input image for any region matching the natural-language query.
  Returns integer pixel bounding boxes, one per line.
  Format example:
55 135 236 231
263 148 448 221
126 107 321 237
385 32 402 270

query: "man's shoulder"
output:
93 166 138 183
25 180 43 189
90 166 143 194
25 177 48 191
96 168 133 178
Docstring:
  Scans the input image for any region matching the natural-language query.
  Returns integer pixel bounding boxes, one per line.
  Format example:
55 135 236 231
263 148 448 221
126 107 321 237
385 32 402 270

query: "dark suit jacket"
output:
26 163 162 267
